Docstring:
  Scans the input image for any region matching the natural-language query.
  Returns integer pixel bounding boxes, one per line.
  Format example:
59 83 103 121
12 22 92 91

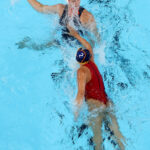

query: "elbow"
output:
38 5 44 13
33 4 44 13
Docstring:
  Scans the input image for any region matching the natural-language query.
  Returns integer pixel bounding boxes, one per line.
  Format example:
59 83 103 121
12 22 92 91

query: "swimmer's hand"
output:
74 111 79 122
67 25 79 37
106 100 114 108
73 99 83 121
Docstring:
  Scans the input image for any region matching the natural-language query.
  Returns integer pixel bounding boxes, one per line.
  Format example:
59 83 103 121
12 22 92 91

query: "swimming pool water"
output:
0 0 150 150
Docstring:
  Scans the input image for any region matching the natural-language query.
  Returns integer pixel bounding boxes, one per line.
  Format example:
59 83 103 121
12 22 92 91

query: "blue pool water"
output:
0 0 150 150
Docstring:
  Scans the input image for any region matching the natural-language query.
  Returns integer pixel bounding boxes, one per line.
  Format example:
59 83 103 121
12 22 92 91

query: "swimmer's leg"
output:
103 117 117 148
107 112 126 150
16 37 60 50
16 36 31 49
89 113 104 150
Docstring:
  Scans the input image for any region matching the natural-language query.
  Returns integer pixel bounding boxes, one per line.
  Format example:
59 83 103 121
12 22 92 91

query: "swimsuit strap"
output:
59 5 68 26
73 6 84 28
78 6 85 18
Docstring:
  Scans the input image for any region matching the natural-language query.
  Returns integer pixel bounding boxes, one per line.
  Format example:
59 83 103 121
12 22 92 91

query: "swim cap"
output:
76 48 91 63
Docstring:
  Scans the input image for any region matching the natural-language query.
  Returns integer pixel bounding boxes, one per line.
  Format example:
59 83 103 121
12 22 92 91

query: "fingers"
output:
67 24 78 37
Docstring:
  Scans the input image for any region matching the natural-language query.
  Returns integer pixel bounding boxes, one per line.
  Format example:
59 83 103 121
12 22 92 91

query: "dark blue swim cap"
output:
76 48 91 63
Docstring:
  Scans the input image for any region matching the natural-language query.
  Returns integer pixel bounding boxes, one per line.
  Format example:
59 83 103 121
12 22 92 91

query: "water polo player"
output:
68 26 126 150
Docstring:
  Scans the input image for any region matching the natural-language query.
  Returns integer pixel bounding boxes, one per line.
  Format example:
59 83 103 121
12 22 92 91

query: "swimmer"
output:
16 0 100 50
68 26 126 150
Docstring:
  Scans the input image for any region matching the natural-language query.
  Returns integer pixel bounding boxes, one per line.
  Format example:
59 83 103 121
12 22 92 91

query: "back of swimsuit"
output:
84 61 108 105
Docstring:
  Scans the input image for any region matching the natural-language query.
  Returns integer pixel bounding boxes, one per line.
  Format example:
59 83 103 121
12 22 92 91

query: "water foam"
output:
95 41 106 65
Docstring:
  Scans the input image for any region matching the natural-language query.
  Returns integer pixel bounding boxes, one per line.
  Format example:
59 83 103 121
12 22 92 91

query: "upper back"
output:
83 61 105 91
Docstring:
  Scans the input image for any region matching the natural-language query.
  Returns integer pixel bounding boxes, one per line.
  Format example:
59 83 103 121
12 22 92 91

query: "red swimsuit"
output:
84 61 108 105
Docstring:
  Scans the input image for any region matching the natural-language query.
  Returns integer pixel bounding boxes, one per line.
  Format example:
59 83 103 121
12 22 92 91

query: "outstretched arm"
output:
67 25 94 62
27 0 63 15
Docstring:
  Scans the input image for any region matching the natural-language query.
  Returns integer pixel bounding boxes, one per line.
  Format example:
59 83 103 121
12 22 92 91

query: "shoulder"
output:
82 9 93 17
80 8 95 24
78 65 91 83
77 67 85 74
56 4 65 16
77 66 90 76
56 4 65 9
77 67 87 76
77 67 88 83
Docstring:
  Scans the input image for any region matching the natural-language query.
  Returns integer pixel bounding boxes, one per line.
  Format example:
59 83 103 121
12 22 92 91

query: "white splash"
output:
95 41 106 65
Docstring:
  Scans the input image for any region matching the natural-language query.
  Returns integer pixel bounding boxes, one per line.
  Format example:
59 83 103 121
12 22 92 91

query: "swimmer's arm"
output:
67 25 94 61
83 32 96 48
27 0 63 14
74 68 86 120
74 32 94 62
67 25 94 59
75 68 86 105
